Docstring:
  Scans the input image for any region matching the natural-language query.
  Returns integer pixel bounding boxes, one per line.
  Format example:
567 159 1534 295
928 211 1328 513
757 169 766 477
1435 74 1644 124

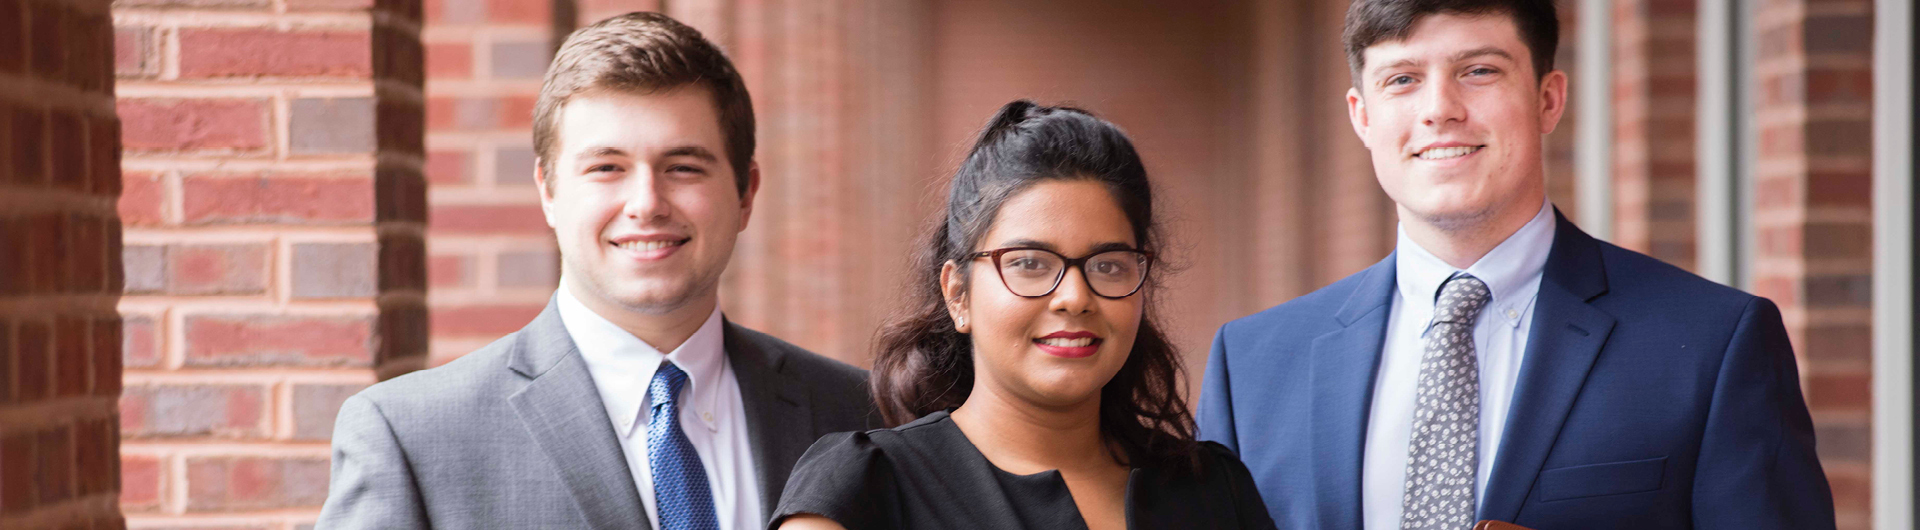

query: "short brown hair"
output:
533 12 755 194
1343 0 1559 86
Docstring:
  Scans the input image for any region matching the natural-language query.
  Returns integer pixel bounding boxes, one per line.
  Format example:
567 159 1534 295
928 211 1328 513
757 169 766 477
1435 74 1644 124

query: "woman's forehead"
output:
980 180 1136 250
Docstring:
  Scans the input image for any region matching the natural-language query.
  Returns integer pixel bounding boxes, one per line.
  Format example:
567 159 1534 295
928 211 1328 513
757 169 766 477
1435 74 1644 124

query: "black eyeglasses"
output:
968 247 1154 299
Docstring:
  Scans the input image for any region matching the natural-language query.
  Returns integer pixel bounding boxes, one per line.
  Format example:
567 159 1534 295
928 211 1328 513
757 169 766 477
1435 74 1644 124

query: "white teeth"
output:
615 239 683 252
1417 146 1481 160
1036 337 1095 348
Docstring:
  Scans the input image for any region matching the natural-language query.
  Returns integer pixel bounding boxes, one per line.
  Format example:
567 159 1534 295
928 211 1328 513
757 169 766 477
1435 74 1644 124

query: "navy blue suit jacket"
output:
1198 212 1834 529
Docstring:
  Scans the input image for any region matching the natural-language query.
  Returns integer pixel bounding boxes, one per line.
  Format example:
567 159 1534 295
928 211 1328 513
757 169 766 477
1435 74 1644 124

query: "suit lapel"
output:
1480 213 1616 522
725 320 812 523
1309 255 1397 529
506 299 652 530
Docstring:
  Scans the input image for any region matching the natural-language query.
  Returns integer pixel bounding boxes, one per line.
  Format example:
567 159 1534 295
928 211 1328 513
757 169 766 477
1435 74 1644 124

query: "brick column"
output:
0 0 124 527
1611 0 1698 269
112 0 426 526
422 0 560 366
1750 1 1875 528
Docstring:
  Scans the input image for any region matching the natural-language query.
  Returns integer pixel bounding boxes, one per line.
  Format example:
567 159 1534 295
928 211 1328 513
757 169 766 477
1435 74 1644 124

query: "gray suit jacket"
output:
315 299 876 529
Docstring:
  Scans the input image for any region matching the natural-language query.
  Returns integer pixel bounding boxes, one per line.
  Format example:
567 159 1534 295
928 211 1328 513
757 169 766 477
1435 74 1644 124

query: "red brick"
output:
119 455 161 511
27 0 64 81
425 150 469 185
0 433 31 514
48 109 88 192
69 214 107 293
23 212 67 293
287 0 374 9
73 420 113 496
428 254 469 288
118 171 164 226
487 0 549 24
430 304 542 337
429 204 548 234
120 383 267 438
426 96 457 130
10 104 47 185
90 114 121 195
118 98 270 152
115 26 152 77
377 164 428 223
33 426 72 506
0 0 23 75
1807 169 1870 208
378 232 427 292
16 320 50 400
500 95 536 128
183 314 375 367
0 321 12 404
53 316 89 397
380 303 429 363
425 42 471 78
181 173 376 225
178 28 372 78
93 314 121 396
291 383 366 441
167 244 270 295
112 0 270 7
72 13 111 92
0 220 22 296
185 456 330 511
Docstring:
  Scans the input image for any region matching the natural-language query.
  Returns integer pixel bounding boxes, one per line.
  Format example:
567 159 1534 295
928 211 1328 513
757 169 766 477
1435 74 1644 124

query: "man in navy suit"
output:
1197 0 1835 528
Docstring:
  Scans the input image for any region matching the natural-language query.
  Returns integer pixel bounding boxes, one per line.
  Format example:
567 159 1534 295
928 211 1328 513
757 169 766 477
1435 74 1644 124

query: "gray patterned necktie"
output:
1401 273 1492 530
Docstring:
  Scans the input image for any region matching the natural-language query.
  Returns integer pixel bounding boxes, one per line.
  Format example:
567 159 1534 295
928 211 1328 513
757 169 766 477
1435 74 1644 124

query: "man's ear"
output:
535 160 559 228
939 260 970 334
1536 70 1570 135
1346 86 1371 149
737 160 761 231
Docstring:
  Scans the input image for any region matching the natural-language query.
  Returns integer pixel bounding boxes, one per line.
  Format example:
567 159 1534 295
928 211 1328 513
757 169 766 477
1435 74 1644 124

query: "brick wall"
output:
421 0 562 367
1750 1 1876 527
112 0 426 526
0 0 124 527
1611 0 1698 269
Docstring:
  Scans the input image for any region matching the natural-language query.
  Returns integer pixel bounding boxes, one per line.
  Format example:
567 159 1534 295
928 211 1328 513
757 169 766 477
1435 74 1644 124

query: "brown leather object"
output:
1474 521 1537 530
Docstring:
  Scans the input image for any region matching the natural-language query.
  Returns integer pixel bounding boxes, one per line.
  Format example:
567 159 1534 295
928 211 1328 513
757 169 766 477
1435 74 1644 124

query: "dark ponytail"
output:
869 100 1199 474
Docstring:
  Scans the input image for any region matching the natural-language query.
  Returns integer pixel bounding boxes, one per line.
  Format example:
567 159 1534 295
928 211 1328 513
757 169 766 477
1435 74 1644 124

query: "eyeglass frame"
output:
966 246 1156 299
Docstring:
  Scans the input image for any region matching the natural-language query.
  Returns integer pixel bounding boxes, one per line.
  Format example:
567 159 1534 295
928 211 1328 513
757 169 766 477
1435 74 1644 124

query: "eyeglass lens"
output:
996 249 1147 297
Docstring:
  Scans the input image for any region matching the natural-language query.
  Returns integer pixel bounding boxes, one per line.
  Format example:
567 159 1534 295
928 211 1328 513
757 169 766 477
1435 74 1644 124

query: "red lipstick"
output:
1033 331 1101 358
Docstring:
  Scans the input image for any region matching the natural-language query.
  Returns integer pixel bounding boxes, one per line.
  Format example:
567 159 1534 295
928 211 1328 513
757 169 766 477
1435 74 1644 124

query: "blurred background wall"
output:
0 0 1900 528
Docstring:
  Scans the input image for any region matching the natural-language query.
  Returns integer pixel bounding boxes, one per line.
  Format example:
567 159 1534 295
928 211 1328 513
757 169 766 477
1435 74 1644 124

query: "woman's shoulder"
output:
772 412 965 530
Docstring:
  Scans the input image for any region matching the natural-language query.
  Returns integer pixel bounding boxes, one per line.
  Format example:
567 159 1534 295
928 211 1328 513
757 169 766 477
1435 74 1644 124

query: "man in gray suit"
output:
317 12 873 530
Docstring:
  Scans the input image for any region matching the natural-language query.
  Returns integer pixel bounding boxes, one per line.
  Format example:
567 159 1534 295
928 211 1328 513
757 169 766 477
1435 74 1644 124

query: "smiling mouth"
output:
1415 145 1484 160
612 238 689 252
1036 336 1098 348
1032 335 1102 358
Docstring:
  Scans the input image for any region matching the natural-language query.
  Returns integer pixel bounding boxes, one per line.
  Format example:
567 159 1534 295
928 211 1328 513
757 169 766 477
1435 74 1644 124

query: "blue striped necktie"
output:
648 361 719 530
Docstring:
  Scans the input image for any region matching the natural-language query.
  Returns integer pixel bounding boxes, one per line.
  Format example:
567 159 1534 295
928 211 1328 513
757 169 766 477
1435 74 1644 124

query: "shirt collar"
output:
1395 199 1555 329
555 276 729 436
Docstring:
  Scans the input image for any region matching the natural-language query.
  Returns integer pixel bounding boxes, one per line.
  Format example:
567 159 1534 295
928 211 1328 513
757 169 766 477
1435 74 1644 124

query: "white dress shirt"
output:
1361 200 1554 530
556 277 764 530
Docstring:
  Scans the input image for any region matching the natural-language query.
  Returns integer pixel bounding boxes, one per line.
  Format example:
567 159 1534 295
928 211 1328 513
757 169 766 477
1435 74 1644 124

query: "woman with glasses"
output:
769 101 1277 530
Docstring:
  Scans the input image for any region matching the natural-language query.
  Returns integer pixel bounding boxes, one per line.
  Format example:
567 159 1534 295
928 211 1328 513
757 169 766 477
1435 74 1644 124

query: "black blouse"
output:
769 411 1278 530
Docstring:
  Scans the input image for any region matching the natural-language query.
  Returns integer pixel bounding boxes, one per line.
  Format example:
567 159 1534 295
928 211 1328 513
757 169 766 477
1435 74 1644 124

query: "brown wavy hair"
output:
869 100 1199 474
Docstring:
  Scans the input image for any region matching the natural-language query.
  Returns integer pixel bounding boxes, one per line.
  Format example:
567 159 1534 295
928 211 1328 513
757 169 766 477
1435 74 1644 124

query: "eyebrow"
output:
571 145 721 163
998 239 1138 255
660 145 720 163
1367 46 1519 79
573 146 630 162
